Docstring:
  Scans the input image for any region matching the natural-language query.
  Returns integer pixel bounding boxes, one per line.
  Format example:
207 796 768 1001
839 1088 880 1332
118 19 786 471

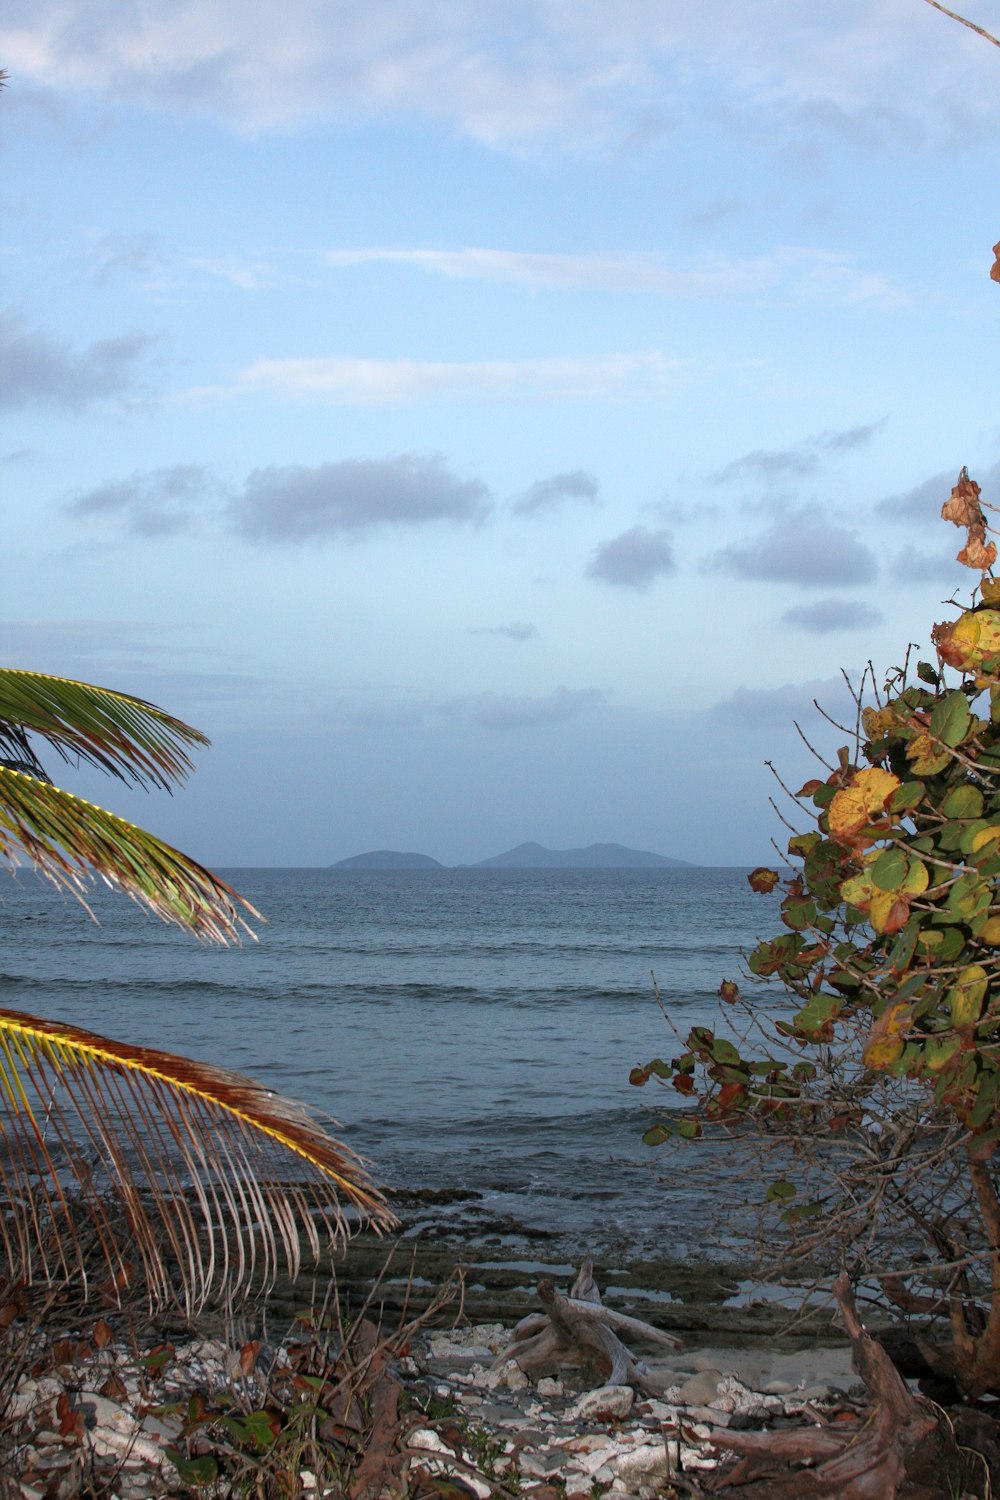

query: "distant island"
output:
331 842 695 870
330 850 444 870
472 842 695 869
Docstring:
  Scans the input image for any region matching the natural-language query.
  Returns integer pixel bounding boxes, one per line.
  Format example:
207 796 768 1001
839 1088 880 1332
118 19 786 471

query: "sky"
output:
1 0 999 868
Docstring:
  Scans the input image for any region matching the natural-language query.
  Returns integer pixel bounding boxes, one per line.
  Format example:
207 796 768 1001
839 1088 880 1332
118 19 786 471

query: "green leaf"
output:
642 1124 671 1146
766 1179 797 1201
917 661 941 686
930 690 973 747
164 1450 219 1486
678 1118 702 1140
709 1037 742 1067
782 1202 824 1222
890 781 926 812
872 847 908 892
942 785 985 819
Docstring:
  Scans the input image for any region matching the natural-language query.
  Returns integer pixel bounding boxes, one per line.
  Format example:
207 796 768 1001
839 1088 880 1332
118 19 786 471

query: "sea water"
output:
0 867 776 1260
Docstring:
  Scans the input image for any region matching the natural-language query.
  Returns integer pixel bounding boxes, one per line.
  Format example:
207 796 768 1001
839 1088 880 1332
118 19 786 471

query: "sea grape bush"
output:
633 470 1000 1394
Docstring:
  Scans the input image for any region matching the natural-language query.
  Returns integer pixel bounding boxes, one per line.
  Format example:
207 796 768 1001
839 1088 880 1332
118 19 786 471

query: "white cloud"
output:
2 1 993 153
324 246 905 306
230 352 685 404
468 622 539 641
473 686 607 730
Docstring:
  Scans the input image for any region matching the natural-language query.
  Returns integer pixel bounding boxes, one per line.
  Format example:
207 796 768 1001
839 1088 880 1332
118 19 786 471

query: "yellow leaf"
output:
870 889 909 934
840 872 873 908
902 858 930 896
862 706 894 739
948 965 989 1028
978 916 1000 945
971 826 1000 853
863 1001 911 1071
828 768 901 849
934 609 1000 671
905 732 951 776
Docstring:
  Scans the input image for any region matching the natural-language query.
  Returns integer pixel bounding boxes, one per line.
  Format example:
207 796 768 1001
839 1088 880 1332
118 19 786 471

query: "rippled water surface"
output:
0 867 774 1258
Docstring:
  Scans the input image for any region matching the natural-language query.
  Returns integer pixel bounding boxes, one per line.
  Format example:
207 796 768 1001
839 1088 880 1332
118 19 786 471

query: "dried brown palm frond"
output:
0 1008 396 1314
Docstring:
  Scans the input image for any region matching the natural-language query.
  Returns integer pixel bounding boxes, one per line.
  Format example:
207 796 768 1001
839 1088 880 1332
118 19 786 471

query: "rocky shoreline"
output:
1 1240 863 1499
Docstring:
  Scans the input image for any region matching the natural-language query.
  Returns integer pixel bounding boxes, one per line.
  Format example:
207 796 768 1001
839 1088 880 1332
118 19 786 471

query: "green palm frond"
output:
0 765 259 943
0 670 208 790
0 1008 395 1312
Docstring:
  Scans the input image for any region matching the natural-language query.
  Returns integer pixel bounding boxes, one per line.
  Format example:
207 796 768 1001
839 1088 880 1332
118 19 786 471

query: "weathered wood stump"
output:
491 1259 680 1394
706 1273 987 1499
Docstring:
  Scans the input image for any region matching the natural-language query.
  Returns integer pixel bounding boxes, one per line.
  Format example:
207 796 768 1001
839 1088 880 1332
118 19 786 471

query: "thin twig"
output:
921 0 1000 49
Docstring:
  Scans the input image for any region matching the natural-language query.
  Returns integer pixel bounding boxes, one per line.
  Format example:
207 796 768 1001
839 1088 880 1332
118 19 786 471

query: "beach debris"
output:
491 1259 681 1395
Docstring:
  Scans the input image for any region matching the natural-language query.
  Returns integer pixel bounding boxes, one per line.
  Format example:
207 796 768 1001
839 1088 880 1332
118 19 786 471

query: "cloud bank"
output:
68 454 494 542
3 0 994 153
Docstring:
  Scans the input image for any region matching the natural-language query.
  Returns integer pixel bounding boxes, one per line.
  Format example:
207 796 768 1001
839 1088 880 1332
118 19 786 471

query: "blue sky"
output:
1 0 999 866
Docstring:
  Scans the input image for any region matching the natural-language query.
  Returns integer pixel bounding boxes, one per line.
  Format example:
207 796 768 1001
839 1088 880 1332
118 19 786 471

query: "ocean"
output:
0 866 776 1264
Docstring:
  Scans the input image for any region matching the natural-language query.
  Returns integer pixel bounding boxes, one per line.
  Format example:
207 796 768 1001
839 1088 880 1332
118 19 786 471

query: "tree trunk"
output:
707 1274 986 1499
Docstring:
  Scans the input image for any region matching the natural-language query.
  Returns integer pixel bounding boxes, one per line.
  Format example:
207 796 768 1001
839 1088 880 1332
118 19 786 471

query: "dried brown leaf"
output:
992 240 1000 284
957 535 998 570
942 468 983 527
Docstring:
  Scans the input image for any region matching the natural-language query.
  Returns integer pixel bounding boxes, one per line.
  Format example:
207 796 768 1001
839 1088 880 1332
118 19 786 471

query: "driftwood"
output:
492 1259 680 1395
706 1273 986 1499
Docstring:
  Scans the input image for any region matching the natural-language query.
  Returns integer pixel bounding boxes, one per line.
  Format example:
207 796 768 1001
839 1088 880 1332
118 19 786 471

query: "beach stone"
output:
764 1378 796 1394
678 1369 724 1404
800 1383 834 1402
537 1376 563 1397
611 1441 675 1483
569 1384 635 1422
684 1404 731 1426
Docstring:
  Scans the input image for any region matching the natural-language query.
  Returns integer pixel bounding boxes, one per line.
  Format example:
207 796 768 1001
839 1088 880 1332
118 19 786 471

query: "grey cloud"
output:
68 454 493 544
587 526 675 590
712 421 885 485
0 308 152 410
713 676 855 730
876 459 1000 525
782 598 883 633
712 506 877 587
233 455 492 542
68 465 219 537
469 622 539 641
889 543 968 584
473 686 607 730
511 470 599 518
